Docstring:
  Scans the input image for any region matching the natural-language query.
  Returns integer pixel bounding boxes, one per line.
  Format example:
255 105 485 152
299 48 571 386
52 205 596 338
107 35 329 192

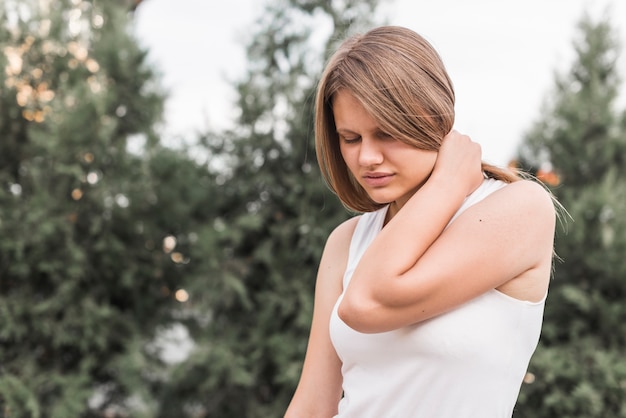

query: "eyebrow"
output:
336 128 358 135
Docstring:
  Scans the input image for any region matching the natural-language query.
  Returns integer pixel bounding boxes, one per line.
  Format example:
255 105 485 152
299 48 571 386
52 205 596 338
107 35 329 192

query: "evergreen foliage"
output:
515 14 626 417
0 0 218 416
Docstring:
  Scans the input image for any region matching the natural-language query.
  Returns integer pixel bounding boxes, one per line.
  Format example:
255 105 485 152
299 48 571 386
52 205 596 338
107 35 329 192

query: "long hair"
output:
315 26 520 213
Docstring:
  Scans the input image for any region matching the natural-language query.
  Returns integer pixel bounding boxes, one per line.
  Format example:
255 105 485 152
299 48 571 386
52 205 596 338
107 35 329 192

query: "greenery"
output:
1 0 625 417
0 0 219 416
514 13 626 418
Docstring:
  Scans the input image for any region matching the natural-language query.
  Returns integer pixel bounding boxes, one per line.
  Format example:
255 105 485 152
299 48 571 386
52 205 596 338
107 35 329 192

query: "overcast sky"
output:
133 0 625 166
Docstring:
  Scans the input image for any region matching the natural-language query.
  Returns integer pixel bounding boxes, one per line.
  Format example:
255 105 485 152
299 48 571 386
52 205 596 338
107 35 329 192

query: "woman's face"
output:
333 90 438 217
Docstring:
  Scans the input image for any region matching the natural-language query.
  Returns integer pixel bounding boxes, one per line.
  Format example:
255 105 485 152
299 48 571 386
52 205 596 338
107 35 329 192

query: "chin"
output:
367 192 397 205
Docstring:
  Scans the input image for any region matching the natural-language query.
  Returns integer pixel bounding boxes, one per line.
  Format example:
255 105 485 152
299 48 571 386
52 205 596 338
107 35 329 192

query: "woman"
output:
285 26 557 418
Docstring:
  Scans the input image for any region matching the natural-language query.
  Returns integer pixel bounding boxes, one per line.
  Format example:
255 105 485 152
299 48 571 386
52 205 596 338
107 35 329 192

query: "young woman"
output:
285 26 557 418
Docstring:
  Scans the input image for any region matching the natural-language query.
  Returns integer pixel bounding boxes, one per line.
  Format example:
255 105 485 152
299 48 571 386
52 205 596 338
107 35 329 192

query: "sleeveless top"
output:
329 178 546 418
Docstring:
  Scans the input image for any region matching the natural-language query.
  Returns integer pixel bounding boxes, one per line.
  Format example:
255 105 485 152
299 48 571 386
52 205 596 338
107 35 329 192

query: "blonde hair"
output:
315 26 520 212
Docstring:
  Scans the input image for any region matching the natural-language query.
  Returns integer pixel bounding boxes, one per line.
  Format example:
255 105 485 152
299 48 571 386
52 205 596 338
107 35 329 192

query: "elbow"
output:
338 280 430 332
337 295 382 334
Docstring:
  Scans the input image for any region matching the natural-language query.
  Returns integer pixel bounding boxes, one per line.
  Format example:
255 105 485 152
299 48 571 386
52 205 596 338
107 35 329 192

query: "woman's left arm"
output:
338 141 556 333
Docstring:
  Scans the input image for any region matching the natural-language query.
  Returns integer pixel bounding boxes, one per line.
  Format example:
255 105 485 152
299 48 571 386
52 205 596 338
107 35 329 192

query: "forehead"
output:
332 90 379 131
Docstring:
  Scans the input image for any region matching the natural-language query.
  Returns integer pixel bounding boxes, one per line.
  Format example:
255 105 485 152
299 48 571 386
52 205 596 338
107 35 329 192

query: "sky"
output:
133 0 626 166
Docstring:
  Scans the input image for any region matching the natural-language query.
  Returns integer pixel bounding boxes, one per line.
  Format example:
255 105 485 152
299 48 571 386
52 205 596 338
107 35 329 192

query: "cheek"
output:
407 151 437 177
338 147 356 181
339 145 356 169
425 152 438 172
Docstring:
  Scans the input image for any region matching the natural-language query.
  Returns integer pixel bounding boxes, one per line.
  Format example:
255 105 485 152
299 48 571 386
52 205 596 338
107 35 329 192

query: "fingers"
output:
440 130 481 157
437 130 481 168
433 130 483 195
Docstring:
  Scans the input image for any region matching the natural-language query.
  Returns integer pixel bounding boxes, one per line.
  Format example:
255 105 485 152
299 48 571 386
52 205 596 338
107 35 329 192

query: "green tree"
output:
153 1 385 416
515 13 626 418
0 0 220 416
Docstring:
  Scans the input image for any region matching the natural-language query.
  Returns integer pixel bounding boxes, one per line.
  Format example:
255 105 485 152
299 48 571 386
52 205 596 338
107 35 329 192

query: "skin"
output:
284 90 556 417
335 92 447 221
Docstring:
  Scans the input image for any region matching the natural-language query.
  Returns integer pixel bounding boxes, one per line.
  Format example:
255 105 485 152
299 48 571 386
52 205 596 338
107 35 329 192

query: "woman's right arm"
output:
284 216 358 418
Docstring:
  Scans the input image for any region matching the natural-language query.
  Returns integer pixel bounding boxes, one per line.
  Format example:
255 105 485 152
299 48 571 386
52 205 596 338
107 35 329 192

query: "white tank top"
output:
329 178 546 418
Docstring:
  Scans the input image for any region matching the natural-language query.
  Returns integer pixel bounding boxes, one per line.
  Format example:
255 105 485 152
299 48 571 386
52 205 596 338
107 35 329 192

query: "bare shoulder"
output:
457 178 557 246
324 215 360 254
493 179 557 220
315 216 361 289
479 179 557 257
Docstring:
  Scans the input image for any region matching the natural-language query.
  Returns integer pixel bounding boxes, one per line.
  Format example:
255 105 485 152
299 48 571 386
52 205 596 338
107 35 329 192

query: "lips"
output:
362 172 394 187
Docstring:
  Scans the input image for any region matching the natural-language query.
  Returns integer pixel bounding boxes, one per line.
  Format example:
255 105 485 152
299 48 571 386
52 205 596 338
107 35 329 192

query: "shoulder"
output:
317 216 360 283
470 179 557 240
455 179 556 238
498 179 557 218
315 216 361 299
324 215 361 254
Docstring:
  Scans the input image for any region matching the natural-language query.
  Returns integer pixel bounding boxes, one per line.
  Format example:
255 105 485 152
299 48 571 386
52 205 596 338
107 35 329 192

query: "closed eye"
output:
376 131 394 140
341 135 361 144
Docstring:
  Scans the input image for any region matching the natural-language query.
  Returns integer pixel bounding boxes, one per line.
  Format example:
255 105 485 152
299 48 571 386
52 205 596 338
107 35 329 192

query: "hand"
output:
431 130 484 196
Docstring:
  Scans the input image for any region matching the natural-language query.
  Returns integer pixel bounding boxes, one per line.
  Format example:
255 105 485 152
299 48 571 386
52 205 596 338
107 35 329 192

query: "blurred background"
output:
1 0 625 416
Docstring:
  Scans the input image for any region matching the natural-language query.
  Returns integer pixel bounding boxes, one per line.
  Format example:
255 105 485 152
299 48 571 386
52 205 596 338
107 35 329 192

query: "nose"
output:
358 137 383 167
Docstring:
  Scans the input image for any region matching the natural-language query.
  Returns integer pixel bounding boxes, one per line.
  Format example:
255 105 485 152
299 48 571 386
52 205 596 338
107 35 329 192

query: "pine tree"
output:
515 14 626 417
153 0 384 416
0 0 219 416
